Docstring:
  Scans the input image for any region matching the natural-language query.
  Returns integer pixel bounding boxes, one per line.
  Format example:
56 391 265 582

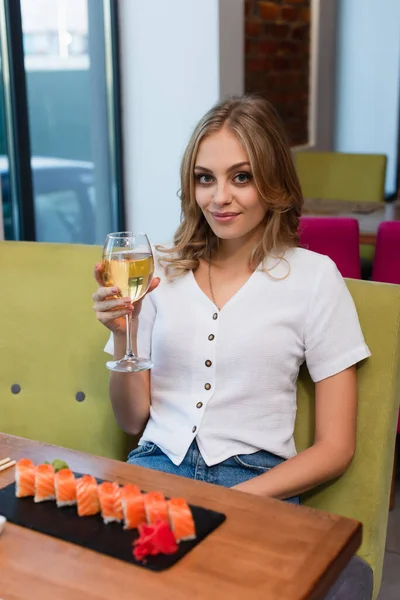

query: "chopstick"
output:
0 459 16 472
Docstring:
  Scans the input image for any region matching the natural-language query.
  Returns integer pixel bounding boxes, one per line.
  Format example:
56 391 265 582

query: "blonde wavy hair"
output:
157 94 303 279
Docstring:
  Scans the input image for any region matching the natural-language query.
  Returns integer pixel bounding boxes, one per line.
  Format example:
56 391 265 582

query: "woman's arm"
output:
233 366 357 499
92 264 159 436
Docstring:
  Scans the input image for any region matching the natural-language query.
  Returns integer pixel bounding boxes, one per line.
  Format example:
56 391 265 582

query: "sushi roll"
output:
15 458 35 498
76 475 100 516
54 468 76 508
121 484 146 530
34 464 56 503
97 481 123 524
168 498 196 542
143 491 169 525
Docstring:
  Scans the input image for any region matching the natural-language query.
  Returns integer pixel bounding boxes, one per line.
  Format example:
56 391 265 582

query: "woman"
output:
93 95 373 599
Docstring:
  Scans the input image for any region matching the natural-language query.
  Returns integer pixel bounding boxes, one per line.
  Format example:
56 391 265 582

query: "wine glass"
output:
102 231 154 372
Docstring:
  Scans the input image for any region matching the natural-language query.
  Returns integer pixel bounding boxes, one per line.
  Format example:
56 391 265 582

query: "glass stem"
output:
125 312 136 358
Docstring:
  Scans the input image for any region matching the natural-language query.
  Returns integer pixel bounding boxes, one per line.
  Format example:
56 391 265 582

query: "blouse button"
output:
204 383 211 390
213 313 218 320
205 359 212 367
208 334 215 341
192 426 197 433
196 402 203 409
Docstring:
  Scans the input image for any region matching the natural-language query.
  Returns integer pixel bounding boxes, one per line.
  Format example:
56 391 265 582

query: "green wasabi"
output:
44 459 70 472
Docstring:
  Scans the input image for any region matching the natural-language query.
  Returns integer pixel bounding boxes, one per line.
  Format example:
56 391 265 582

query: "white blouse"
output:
105 248 370 467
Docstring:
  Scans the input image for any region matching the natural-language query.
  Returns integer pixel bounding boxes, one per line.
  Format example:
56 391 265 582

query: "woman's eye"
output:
233 172 252 184
195 174 214 184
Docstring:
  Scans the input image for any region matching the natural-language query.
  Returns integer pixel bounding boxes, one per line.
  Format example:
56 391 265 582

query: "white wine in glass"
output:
102 252 154 303
102 232 154 372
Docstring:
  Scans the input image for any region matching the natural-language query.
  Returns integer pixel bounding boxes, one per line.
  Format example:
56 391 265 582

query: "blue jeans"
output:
128 439 373 599
127 439 300 504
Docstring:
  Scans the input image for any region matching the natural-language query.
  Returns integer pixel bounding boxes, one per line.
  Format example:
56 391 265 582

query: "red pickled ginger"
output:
133 520 178 561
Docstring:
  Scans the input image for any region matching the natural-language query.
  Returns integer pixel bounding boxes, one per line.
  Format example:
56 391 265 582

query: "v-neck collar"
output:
188 266 261 313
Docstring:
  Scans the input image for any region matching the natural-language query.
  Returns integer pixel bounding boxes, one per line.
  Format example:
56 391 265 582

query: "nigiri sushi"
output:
98 481 123 524
54 468 76 507
143 491 169 525
34 464 55 503
168 498 196 542
15 458 35 498
76 475 100 516
121 484 146 530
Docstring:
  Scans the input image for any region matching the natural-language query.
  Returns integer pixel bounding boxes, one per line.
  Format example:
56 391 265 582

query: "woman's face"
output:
194 127 267 244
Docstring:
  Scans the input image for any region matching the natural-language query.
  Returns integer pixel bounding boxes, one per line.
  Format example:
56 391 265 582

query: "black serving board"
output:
0 474 226 571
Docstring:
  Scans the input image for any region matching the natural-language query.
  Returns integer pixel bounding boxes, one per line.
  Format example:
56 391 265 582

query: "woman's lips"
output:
211 212 240 223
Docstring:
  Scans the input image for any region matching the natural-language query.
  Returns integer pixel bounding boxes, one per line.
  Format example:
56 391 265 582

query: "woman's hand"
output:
92 263 160 335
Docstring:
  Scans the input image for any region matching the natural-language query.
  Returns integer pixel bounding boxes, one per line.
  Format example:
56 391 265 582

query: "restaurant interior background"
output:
1 0 399 246
0 1 399 597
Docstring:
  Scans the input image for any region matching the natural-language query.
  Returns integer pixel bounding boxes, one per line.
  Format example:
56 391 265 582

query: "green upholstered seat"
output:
1 242 399 598
0 241 131 460
295 151 387 263
295 278 400 598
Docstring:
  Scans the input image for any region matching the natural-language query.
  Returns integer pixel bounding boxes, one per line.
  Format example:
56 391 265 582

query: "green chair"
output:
295 278 400 599
0 241 131 460
295 152 387 203
295 151 387 264
1 242 399 599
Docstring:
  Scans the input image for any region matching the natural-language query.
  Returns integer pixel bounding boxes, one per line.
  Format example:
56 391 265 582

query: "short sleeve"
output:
104 292 157 359
304 257 371 382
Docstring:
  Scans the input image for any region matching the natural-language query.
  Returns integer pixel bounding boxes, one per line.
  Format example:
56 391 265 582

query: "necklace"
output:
208 260 220 311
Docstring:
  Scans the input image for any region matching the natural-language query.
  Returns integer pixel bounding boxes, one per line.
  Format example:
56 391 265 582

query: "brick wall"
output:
245 0 311 146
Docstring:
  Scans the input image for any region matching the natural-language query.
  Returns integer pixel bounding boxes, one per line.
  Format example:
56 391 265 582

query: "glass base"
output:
106 355 153 373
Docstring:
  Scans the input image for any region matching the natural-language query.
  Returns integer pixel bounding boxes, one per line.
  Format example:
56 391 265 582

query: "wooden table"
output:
303 198 400 245
0 434 362 600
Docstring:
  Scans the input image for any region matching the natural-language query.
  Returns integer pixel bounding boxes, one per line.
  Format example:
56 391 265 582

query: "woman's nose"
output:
212 181 232 206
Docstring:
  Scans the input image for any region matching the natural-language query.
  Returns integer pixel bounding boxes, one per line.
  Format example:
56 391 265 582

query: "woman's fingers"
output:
146 277 160 295
96 309 131 324
92 285 120 302
94 263 105 287
93 297 132 313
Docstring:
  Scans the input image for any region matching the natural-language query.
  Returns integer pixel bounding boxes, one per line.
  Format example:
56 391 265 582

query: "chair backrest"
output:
372 221 400 285
0 241 131 460
295 278 400 599
295 152 387 202
299 217 361 279
372 221 400 435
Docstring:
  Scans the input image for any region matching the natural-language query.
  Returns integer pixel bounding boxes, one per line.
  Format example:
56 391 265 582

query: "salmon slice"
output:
15 458 35 498
168 498 196 542
121 484 146 529
34 464 56 503
76 475 100 516
54 468 76 507
98 481 123 524
143 491 169 525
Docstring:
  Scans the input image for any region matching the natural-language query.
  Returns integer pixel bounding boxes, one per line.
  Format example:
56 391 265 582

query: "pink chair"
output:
372 221 400 437
372 221 400 285
299 217 361 279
